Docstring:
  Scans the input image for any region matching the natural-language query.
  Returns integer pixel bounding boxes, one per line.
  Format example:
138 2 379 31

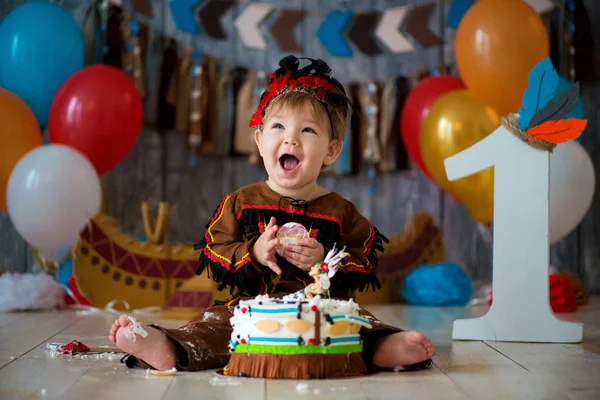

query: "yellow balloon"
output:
0 89 43 213
420 90 501 225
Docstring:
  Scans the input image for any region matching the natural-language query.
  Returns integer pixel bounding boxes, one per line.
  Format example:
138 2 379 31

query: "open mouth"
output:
279 154 300 172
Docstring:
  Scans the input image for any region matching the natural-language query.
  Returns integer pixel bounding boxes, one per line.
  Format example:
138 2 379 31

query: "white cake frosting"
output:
229 294 372 352
228 246 372 354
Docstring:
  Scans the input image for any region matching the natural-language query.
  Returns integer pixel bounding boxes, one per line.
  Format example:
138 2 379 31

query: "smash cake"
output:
223 245 374 379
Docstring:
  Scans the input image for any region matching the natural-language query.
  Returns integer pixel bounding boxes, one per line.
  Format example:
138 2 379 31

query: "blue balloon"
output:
555 75 585 142
0 2 84 128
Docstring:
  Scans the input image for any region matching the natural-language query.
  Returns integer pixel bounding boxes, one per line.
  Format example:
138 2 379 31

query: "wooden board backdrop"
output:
1 0 599 295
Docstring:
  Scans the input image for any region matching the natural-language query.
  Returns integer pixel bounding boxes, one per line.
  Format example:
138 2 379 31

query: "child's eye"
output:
303 127 316 134
272 123 284 130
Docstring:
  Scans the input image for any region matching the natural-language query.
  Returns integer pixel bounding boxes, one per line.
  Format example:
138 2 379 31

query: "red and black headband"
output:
249 56 351 128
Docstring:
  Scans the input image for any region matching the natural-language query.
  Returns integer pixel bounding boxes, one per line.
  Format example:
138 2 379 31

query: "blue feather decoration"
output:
517 57 559 130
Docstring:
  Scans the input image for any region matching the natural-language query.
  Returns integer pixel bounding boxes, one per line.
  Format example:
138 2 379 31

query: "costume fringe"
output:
367 226 389 270
194 239 259 295
194 208 389 295
335 228 389 293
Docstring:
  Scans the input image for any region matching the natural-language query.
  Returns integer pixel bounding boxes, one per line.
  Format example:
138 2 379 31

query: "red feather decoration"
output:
524 119 587 144
249 71 339 128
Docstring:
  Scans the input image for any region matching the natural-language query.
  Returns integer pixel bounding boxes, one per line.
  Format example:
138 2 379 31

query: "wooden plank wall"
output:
578 0 600 294
1 0 599 295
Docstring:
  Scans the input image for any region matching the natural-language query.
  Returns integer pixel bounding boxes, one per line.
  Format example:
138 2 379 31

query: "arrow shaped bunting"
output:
198 0 234 40
405 3 443 48
270 10 305 53
446 0 474 29
132 0 153 18
347 12 383 55
524 0 555 14
317 11 354 57
375 7 414 53
234 3 275 50
170 0 203 34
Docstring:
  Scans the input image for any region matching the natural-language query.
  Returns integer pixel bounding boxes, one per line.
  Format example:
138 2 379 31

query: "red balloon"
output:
401 76 465 179
48 65 143 175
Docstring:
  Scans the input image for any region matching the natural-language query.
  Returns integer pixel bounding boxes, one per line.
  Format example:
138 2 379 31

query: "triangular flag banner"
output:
317 10 354 57
270 10 305 53
406 3 443 48
446 0 474 29
198 0 234 40
170 0 203 34
148 0 557 60
375 6 414 54
524 0 555 14
131 0 153 18
347 12 382 55
234 3 274 49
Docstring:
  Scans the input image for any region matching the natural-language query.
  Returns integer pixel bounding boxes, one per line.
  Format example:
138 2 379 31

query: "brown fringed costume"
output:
122 182 432 374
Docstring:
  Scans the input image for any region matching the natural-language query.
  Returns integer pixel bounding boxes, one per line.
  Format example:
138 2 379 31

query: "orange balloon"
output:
455 0 549 116
0 89 43 212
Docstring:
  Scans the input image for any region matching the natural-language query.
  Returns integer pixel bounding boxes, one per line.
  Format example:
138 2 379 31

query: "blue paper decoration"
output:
401 263 473 306
317 11 354 57
58 258 73 290
517 57 559 130
170 0 203 34
447 0 474 29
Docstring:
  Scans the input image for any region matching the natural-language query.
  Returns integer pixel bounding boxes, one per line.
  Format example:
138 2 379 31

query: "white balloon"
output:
549 140 595 244
6 144 101 261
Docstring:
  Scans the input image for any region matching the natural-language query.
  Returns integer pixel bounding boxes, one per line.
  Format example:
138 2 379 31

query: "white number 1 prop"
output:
444 125 583 343
443 57 588 343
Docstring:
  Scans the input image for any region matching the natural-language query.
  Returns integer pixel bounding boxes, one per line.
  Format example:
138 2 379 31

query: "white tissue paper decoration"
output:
0 272 65 312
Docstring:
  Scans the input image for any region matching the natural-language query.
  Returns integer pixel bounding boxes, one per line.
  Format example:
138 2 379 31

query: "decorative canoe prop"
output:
71 202 445 311
72 201 227 315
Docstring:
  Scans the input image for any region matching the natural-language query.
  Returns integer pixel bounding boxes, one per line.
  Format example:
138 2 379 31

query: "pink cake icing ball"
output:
276 222 309 256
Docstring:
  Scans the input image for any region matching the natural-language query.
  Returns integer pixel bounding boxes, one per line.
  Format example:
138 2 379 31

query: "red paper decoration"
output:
488 273 577 313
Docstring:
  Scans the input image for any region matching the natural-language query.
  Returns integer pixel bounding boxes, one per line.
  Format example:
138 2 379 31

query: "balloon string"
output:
32 250 60 274
62 283 82 305
31 246 71 271
477 223 493 248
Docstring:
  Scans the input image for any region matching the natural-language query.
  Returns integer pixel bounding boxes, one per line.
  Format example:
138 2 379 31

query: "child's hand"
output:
283 238 325 272
251 217 282 275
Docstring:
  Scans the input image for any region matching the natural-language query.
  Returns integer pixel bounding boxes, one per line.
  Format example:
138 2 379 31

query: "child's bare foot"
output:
109 314 177 370
372 330 435 369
